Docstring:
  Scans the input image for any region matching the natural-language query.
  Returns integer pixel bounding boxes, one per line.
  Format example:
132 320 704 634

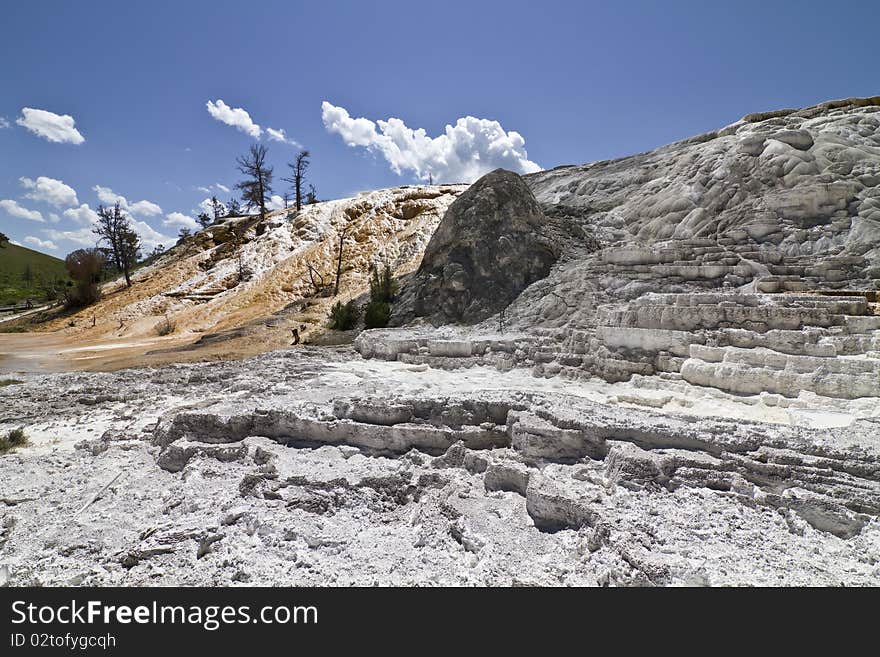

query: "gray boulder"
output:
400 169 559 324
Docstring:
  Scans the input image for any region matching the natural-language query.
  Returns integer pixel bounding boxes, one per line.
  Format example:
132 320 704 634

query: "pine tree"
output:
235 144 273 219
305 184 319 205
197 212 213 229
210 196 225 221
93 203 141 287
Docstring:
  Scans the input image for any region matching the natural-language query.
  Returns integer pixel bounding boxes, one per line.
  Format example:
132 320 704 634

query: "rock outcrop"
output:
472 98 876 342
398 169 560 325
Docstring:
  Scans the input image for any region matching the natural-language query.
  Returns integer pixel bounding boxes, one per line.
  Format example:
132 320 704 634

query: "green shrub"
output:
362 264 398 329
0 427 27 453
369 264 398 304
329 300 360 330
364 300 392 329
0 379 24 387
64 281 101 308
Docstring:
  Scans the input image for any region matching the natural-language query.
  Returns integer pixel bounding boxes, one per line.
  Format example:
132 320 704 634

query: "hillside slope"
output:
0 243 68 305
26 184 464 367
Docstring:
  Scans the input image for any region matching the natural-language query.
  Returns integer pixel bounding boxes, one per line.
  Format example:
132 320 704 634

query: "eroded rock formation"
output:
398 169 560 325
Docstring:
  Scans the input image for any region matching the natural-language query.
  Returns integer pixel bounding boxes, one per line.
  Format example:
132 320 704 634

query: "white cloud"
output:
48 199 172 250
196 197 229 216
63 203 100 225
0 199 44 222
24 235 58 251
92 185 162 217
93 185 125 206
129 200 162 216
49 213 61 223
130 220 174 251
197 198 215 214
321 101 541 183
197 183 230 195
267 195 285 211
16 107 85 144
163 212 197 229
19 176 79 207
42 226 96 247
206 99 261 138
0 117 10 129
266 127 302 147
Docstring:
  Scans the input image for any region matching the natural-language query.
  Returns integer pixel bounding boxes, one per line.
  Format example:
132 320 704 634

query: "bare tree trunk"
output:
305 262 324 295
334 226 351 296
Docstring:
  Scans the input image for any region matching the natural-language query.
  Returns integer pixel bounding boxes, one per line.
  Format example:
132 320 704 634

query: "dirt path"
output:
0 320 309 374
0 332 200 373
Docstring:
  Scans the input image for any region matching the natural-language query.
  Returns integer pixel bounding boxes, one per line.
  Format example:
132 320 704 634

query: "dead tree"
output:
304 261 325 295
334 223 353 296
235 144 273 220
282 150 310 212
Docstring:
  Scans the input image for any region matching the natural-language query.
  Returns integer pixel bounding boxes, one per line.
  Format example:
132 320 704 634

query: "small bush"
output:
156 314 176 336
364 300 392 329
329 300 360 330
369 264 398 304
0 379 24 387
0 324 28 334
0 427 27 454
362 264 397 329
64 282 101 309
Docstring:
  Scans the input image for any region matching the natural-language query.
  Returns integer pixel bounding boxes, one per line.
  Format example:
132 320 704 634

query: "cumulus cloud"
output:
93 185 120 206
49 213 61 223
20 176 79 207
16 107 85 144
163 212 197 229
266 195 286 211
0 199 44 222
92 186 162 217
266 127 302 147
130 220 174 250
197 198 215 214
321 101 541 183
63 203 100 225
196 197 230 216
42 226 96 247
206 99 261 138
24 235 58 251
129 200 162 216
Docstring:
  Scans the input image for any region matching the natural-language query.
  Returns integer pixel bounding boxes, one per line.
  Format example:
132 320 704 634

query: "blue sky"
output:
1 0 878 257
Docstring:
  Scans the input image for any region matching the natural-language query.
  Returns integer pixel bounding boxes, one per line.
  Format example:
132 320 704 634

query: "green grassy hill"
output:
0 243 69 306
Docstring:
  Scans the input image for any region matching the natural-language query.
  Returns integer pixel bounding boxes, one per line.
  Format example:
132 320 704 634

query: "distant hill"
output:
0 243 69 305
